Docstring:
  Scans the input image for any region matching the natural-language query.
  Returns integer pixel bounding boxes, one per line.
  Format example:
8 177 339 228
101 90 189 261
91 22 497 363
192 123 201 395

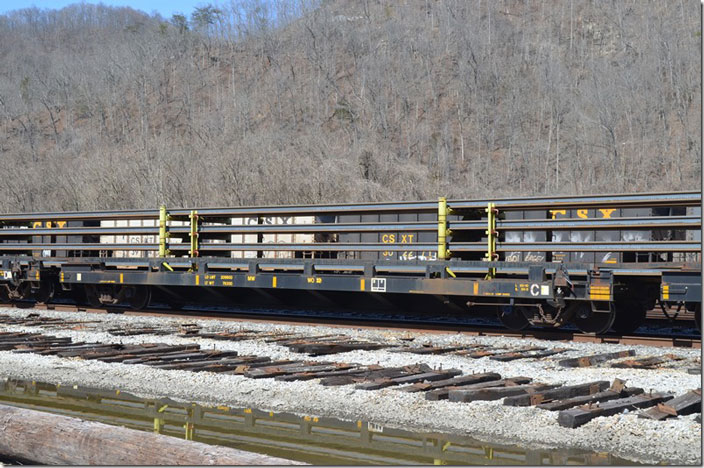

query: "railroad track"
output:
0 302 699 349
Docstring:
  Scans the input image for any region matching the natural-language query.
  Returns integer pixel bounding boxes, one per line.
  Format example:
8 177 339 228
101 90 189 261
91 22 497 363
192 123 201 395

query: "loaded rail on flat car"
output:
0 191 700 335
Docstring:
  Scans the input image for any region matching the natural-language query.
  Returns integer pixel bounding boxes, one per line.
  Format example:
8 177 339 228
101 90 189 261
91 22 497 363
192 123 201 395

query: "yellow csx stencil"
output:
32 221 67 228
589 285 611 300
550 209 616 219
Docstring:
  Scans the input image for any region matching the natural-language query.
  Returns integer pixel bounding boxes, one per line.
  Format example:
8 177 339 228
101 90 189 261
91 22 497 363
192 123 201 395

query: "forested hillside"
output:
0 0 700 212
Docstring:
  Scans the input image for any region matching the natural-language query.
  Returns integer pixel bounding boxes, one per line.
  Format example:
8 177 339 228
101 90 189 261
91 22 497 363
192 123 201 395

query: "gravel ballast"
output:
0 307 701 465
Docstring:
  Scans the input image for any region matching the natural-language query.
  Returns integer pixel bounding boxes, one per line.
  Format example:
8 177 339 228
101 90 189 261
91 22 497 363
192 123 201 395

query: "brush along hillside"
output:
0 0 700 212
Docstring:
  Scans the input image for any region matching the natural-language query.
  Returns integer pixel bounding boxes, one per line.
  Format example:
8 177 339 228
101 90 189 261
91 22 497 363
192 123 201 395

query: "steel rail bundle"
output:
0 190 697 222
0 190 699 335
0 216 698 236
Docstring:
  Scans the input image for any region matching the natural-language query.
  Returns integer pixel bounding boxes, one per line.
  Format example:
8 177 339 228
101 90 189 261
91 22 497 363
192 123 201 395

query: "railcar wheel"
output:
84 285 102 308
125 286 151 311
497 305 530 331
571 302 616 334
33 281 55 304
610 301 647 335
7 282 32 302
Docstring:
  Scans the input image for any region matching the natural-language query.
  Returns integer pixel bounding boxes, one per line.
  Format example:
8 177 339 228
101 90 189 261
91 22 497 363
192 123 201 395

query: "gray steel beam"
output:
0 191 698 222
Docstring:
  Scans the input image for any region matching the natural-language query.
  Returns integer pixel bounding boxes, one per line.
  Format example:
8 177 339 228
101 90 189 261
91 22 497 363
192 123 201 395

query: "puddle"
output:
0 378 640 465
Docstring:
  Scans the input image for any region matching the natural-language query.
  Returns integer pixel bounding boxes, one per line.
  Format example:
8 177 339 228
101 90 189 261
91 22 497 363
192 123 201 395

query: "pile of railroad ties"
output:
0 329 699 429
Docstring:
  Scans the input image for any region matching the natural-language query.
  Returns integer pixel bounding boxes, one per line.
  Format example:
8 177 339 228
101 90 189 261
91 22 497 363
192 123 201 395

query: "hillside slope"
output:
0 0 700 212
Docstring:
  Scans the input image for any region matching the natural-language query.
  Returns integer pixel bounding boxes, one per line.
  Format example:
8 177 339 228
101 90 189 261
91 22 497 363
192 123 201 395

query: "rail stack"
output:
0 190 699 335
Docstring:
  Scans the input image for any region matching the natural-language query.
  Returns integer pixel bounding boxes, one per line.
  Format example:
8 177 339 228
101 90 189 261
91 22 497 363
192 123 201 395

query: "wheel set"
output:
497 300 647 335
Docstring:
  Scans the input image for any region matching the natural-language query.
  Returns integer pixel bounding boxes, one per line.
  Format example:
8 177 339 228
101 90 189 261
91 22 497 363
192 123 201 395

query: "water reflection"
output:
0 378 640 465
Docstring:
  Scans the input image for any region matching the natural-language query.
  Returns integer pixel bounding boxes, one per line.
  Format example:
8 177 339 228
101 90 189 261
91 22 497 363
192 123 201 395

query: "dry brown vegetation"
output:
0 0 700 212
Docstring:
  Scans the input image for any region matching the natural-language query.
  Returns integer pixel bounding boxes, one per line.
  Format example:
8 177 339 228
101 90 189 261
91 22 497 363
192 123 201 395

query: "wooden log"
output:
0 404 302 465
103 350 240 364
0 332 39 338
276 366 374 382
9 336 73 343
270 364 355 380
40 344 117 356
557 393 673 428
262 334 301 343
537 388 644 411
342 367 427 388
397 372 502 393
244 361 337 378
453 347 513 358
265 363 353 376
13 343 86 355
612 355 683 369
290 341 386 356
640 389 701 420
382 368 462 386
52 344 131 358
448 383 558 403
318 375 361 386
389 345 468 355
2 340 73 351
425 377 532 401
504 381 610 407
135 350 241 364
278 335 347 346
558 350 636 367
487 346 545 360
221 359 299 375
108 328 172 336
28 342 94 353
1 336 73 346
355 369 462 391
93 345 200 361
122 350 225 365
490 348 568 362
56 344 198 360
154 356 271 371
204 332 261 341
34 343 89 354
193 357 275 373
319 365 428 387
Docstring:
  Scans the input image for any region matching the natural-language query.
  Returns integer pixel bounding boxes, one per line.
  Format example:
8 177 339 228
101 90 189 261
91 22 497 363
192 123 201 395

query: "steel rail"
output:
0 191 698 222
489 241 701 252
451 191 702 210
0 240 699 252
0 216 698 238
0 242 440 252
494 216 701 230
